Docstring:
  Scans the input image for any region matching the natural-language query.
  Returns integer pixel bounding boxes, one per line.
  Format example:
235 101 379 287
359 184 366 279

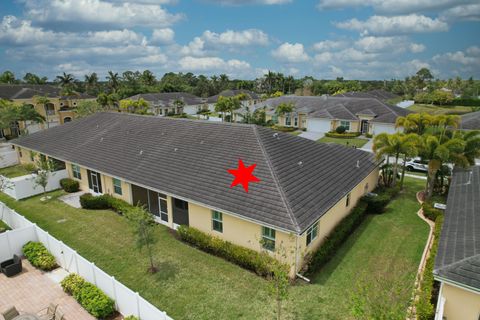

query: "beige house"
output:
12 112 380 277
433 166 480 320
255 95 409 135
0 84 95 137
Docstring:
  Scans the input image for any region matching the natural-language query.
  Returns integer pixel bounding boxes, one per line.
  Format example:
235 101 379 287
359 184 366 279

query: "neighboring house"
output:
127 92 207 116
335 89 399 101
11 112 379 277
254 95 410 135
0 84 95 136
460 111 480 131
433 166 480 320
206 89 262 120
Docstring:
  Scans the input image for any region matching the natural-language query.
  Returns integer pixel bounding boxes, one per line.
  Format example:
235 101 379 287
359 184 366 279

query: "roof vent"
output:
174 148 178 152
139 150 143 155
356 160 360 168
96 124 99 129
200 140 204 144
298 161 303 167
100 137 104 142
273 133 279 138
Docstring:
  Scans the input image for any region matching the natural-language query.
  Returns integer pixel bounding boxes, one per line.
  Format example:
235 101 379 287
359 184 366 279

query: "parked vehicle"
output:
405 159 428 172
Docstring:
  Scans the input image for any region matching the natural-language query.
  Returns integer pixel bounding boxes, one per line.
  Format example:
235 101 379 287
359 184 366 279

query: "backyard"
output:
0 177 428 319
407 103 475 115
318 136 369 148
0 164 33 178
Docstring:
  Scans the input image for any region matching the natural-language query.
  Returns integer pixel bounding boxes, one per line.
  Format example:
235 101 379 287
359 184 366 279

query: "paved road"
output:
0 142 18 168
299 131 324 141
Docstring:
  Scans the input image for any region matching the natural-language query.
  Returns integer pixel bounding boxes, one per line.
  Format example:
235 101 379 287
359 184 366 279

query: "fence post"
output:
33 223 39 242
111 276 118 310
74 251 79 274
91 262 97 286
5 230 13 257
45 231 51 251
59 241 66 268
136 292 141 317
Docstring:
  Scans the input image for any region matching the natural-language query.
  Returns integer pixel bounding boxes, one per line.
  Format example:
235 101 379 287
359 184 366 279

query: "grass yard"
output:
289 131 303 136
0 164 32 178
318 136 369 148
0 177 428 319
0 219 10 233
407 104 474 115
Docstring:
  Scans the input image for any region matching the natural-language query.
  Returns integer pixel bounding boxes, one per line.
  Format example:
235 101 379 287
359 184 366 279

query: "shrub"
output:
303 201 368 276
365 133 373 138
60 178 80 193
362 186 400 214
61 273 115 318
325 132 362 138
335 125 346 134
272 125 296 132
177 226 287 277
107 196 133 215
416 215 444 320
79 193 110 209
422 202 442 222
22 163 37 173
124 316 139 320
22 241 57 271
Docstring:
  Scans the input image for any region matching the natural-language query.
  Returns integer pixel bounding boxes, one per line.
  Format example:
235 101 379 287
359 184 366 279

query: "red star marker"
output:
228 159 260 193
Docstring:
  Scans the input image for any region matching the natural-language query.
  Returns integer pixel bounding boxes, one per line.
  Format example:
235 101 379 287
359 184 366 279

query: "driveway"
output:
360 139 374 153
0 142 18 168
299 131 324 141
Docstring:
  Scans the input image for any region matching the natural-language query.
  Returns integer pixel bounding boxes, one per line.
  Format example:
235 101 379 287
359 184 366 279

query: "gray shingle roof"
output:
434 166 480 291
0 84 62 99
207 90 260 103
460 111 480 130
127 92 205 106
335 89 399 101
11 112 378 233
256 95 410 124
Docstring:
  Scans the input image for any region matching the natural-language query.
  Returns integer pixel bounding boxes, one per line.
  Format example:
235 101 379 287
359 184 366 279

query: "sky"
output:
0 0 479 81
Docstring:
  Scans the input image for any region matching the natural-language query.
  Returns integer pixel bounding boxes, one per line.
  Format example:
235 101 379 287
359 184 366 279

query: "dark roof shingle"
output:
12 112 378 233
460 111 480 130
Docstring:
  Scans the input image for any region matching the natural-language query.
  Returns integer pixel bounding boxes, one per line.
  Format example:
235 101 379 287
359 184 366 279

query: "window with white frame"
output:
112 178 122 195
340 120 350 131
158 193 168 222
306 222 318 246
212 211 223 232
285 114 291 126
262 226 276 251
72 164 81 179
294 115 298 127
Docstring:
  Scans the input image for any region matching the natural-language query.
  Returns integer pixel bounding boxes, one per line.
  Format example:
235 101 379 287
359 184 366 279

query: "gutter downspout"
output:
294 234 311 283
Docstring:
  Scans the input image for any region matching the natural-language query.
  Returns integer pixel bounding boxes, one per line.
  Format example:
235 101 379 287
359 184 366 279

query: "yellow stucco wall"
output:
442 283 480 320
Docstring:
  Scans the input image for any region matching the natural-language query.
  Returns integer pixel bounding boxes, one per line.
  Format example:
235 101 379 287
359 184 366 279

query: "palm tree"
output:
33 95 52 128
56 72 75 88
214 96 229 122
398 134 421 189
106 71 121 93
457 130 480 165
141 70 156 86
84 73 99 95
430 114 460 141
17 104 45 134
395 113 433 135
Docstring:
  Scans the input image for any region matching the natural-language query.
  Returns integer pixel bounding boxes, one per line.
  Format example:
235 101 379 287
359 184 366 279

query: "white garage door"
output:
307 118 332 133
372 123 398 135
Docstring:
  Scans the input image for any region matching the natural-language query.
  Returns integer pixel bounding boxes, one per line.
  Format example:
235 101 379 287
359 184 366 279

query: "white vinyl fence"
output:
0 202 173 320
2 169 68 200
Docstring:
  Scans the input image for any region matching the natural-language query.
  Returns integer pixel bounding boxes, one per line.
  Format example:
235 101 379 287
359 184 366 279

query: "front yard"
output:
0 177 428 319
318 136 369 148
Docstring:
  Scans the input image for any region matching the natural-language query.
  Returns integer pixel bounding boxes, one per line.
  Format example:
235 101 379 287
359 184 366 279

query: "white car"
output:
405 159 428 172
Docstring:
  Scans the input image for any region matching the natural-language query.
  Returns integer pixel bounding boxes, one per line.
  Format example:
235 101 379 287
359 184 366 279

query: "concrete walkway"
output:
360 138 374 153
59 191 87 209
298 131 324 141
0 143 18 168
0 259 94 320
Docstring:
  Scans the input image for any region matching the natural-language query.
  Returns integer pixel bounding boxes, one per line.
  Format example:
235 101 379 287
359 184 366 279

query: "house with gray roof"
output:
126 92 207 116
460 111 480 131
433 166 480 320
11 112 379 277
253 95 410 136
335 89 399 101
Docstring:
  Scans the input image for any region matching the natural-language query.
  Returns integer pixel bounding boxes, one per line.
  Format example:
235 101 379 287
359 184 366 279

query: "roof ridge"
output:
253 126 300 233
435 253 480 274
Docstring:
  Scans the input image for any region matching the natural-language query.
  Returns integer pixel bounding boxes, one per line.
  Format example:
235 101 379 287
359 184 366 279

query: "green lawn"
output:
407 104 474 115
318 136 369 148
0 219 10 233
0 177 428 319
0 164 32 178
289 131 303 136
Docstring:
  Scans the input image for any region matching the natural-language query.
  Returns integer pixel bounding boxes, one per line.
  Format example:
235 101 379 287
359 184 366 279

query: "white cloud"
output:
178 56 250 72
0 15 56 45
440 3 480 22
271 42 310 63
355 36 425 53
180 37 207 56
317 0 476 15
433 47 480 66
336 14 449 35
151 28 175 44
313 40 348 51
206 0 291 5
410 43 426 53
23 0 183 29
313 52 333 64
202 29 269 46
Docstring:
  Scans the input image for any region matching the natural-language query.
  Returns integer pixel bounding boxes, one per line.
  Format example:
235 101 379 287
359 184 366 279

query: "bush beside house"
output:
79 193 132 214
60 178 80 193
61 273 115 318
325 132 362 138
22 241 57 271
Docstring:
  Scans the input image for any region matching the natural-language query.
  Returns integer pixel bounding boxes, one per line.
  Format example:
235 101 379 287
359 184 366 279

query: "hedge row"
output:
325 132 362 138
60 178 80 193
177 225 288 277
61 273 115 318
362 186 400 214
271 125 297 132
448 98 480 107
422 202 442 222
79 193 133 215
303 201 368 276
416 215 444 320
22 241 57 271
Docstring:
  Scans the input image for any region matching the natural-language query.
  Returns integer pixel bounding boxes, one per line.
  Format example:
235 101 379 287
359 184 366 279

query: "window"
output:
272 115 278 124
262 226 276 251
112 178 122 195
294 116 298 127
72 164 81 179
285 114 291 126
212 211 223 232
306 222 318 246
158 193 168 222
346 193 351 207
340 121 350 131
